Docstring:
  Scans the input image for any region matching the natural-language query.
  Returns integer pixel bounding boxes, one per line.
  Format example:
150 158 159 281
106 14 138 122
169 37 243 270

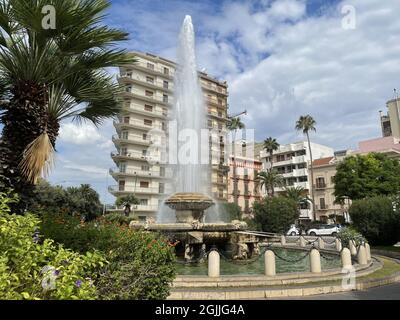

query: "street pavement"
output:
280 283 400 300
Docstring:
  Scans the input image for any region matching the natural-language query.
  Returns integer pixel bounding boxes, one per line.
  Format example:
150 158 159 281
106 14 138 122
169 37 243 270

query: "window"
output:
125 86 132 92
140 181 149 188
146 76 154 84
218 99 223 105
145 90 154 97
319 198 326 210
162 122 166 131
144 104 153 112
142 150 147 156
245 199 249 212
208 120 212 128
141 165 150 171
120 147 127 156
142 133 147 140
160 167 165 177
121 131 128 139
163 94 168 103
123 116 129 124
298 176 308 182
159 183 165 194
297 163 306 169
144 119 152 126
147 62 154 70
118 180 125 191
163 67 169 75
276 155 285 162
119 162 126 173
139 199 148 205
163 80 169 89
316 177 326 188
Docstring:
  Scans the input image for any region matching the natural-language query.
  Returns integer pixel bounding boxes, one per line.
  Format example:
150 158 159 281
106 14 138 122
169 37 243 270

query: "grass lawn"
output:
372 246 400 253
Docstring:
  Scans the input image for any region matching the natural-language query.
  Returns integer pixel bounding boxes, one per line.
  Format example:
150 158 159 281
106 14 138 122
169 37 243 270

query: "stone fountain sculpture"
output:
130 192 260 262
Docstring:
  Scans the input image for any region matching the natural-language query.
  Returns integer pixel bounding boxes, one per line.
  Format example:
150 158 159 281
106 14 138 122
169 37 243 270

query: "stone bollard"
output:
280 235 286 246
318 237 325 249
349 240 357 256
335 238 342 251
365 243 371 261
264 250 276 276
310 249 321 273
341 248 352 269
357 245 368 265
300 236 306 247
208 250 220 278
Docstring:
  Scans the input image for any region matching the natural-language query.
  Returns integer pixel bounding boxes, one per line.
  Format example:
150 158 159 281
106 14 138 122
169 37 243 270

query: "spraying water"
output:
157 15 219 222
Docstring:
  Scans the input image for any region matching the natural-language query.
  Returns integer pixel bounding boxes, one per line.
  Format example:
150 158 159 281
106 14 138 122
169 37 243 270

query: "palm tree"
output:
0 0 132 207
256 170 283 197
116 194 139 217
295 115 317 221
263 137 279 194
227 117 245 205
284 186 310 210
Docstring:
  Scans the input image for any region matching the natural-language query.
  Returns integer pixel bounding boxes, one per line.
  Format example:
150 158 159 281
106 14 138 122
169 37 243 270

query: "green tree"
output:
29 180 102 220
334 153 400 200
283 186 310 213
227 117 245 205
0 0 132 210
349 195 400 245
115 194 139 216
295 115 317 220
263 137 279 194
256 170 283 197
253 196 299 233
221 202 242 221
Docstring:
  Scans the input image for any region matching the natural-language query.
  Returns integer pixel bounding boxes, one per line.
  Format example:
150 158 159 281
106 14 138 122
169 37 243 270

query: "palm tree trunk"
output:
0 81 57 212
232 130 238 205
306 132 316 221
270 150 274 196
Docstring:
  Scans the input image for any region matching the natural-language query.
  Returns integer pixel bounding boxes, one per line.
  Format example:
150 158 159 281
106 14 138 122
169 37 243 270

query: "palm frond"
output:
19 131 54 184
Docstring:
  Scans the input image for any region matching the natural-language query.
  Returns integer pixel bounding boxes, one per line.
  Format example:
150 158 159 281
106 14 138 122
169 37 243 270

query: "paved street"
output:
280 283 400 300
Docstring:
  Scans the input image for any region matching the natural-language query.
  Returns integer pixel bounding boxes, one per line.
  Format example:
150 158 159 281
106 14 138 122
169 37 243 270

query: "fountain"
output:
130 16 261 262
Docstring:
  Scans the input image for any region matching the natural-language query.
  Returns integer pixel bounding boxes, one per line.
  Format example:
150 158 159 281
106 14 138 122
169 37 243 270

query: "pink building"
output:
228 156 262 218
354 136 400 157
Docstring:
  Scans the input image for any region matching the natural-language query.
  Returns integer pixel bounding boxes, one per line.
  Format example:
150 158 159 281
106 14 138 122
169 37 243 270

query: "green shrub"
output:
103 212 135 225
0 192 106 300
253 196 299 233
349 195 400 245
40 213 176 300
337 227 365 247
220 202 242 221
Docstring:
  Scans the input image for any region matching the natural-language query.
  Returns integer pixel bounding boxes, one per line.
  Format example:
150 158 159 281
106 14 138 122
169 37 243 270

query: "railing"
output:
110 152 163 162
123 86 173 105
127 61 175 77
108 185 169 194
124 103 168 118
114 119 163 130
109 168 171 178
314 183 327 189
119 74 174 91
112 134 153 145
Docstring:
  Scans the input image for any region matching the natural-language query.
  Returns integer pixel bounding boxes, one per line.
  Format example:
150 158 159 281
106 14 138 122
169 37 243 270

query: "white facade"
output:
109 51 229 220
259 141 334 220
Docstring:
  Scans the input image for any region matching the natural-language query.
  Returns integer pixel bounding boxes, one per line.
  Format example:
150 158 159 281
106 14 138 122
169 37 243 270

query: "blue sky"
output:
8 0 400 204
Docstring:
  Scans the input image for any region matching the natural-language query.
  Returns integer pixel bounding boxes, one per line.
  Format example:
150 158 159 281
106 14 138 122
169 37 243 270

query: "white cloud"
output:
59 122 103 145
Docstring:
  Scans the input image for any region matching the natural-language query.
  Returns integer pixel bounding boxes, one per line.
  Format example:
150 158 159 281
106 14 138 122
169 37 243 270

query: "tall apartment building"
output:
259 141 334 220
109 51 229 220
380 96 400 138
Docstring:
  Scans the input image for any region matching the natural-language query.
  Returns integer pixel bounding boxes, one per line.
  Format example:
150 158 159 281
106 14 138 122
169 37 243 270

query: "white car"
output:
307 224 341 236
286 225 300 236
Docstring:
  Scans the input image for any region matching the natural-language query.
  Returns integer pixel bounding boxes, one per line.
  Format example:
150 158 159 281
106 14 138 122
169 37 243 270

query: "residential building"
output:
354 136 400 159
379 96 400 138
109 51 229 220
311 150 352 223
227 154 262 218
259 141 334 220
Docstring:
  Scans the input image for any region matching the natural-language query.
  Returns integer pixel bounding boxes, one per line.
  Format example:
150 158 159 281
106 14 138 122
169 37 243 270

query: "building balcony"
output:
112 134 153 146
108 185 169 196
314 183 327 190
281 168 308 178
316 205 329 210
123 102 168 119
110 151 162 163
118 74 174 94
109 168 171 179
113 120 163 132
125 61 174 79
121 89 172 107
275 181 309 192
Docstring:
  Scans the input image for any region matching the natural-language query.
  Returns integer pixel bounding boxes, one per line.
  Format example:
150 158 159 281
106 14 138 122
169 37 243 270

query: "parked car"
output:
306 224 341 236
286 224 300 236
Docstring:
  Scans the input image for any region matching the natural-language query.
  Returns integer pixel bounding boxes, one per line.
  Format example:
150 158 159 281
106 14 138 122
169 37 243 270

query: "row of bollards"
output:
207 239 372 278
